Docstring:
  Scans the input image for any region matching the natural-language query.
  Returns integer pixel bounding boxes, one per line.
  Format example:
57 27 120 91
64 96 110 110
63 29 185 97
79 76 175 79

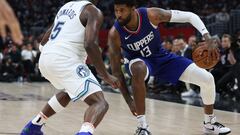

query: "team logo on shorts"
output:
76 65 90 78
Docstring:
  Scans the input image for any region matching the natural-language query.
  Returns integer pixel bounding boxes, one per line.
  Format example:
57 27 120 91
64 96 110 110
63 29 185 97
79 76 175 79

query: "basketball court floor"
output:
0 82 239 135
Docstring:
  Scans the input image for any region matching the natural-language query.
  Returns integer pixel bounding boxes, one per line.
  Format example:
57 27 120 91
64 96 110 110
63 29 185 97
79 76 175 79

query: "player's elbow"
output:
182 11 201 25
188 12 200 22
170 10 200 23
180 11 199 23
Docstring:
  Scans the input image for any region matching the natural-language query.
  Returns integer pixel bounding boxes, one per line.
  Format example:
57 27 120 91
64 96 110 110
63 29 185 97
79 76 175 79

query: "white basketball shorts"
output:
39 53 102 101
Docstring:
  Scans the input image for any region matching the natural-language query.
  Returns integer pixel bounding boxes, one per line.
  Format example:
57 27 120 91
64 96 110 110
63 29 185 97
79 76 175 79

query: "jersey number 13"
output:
140 46 152 57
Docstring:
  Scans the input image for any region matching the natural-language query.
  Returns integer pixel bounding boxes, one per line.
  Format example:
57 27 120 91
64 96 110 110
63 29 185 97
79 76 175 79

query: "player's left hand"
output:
102 73 121 89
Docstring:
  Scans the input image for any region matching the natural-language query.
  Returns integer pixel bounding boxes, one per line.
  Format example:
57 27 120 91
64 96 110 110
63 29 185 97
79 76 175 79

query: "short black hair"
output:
114 0 136 7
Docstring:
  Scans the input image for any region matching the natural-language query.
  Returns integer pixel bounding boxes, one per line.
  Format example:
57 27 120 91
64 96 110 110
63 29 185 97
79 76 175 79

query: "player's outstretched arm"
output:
81 4 120 89
108 27 137 116
147 8 210 38
148 8 219 61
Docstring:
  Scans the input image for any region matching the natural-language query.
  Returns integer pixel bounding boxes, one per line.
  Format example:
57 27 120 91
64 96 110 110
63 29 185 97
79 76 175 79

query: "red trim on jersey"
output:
123 10 142 35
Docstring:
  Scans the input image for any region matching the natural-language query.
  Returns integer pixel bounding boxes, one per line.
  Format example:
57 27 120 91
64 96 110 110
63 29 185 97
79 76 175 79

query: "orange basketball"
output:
192 42 219 69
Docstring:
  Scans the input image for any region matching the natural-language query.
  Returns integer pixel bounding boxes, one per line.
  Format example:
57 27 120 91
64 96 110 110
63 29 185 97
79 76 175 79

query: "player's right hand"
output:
205 37 220 63
0 0 23 45
203 33 220 64
102 73 120 89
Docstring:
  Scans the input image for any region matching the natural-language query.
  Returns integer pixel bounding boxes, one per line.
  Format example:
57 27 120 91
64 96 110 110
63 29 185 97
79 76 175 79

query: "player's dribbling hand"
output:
102 73 120 89
0 0 23 45
204 34 220 64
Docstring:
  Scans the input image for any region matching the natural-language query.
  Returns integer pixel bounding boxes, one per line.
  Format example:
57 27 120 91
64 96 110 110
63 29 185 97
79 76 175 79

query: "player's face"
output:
114 4 134 26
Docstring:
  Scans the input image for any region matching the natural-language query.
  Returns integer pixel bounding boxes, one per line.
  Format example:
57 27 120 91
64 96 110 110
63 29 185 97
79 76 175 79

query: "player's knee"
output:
97 100 109 113
130 62 147 79
102 100 109 112
198 71 215 87
86 94 109 113
56 92 71 107
200 73 216 105
204 72 215 86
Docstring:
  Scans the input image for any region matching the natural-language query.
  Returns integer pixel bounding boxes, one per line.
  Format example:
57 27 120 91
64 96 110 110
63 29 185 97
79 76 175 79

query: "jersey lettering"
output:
126 31 154 51
57 8 76 19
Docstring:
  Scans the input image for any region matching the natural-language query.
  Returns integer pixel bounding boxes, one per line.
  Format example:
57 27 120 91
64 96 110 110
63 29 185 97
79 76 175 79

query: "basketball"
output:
192 42 219 69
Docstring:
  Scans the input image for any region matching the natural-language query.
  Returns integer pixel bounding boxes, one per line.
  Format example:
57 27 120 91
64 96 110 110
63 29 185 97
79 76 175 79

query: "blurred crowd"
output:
0 0 240 101
6 0 240 33
0 34 43 82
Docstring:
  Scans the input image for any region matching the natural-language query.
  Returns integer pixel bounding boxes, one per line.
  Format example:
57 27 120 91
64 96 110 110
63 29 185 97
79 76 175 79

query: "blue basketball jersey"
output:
114 8 170 59
114 8 192 83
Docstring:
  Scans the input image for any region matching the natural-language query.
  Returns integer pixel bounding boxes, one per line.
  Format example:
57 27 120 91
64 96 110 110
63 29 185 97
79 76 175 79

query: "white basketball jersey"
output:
42 0 91 62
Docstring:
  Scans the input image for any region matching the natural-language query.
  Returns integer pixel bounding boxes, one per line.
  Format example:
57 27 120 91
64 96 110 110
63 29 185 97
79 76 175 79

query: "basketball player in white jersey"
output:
21 1 120 135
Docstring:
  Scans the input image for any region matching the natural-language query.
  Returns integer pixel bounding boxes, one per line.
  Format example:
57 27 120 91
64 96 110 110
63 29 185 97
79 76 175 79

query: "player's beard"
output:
117 13 132 26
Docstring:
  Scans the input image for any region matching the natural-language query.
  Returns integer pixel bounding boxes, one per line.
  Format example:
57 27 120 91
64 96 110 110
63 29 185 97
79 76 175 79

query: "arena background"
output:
1 0 240 114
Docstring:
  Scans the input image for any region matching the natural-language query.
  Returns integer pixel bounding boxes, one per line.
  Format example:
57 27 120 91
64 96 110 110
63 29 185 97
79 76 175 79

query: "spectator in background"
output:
216 8 230 22
233 33 240 62
177 37 192 58
0 49 2 80
0 56 17 82
230 33 240 96
0 51 3 64
21 43 37 79
172 37 193 58
188 35 197 49
171 38 181 55
211 34 237 94
0 50 3 77
5 0 240 39
9 45 21 62
8 45 24 80
162 37 173 52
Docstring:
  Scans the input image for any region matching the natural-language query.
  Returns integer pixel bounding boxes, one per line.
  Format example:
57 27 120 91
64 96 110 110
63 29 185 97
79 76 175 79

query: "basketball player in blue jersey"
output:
21 1 120 135
108 0 231 135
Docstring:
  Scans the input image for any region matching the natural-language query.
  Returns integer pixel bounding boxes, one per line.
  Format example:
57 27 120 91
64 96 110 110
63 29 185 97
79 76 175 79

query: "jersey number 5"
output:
50 21 65 40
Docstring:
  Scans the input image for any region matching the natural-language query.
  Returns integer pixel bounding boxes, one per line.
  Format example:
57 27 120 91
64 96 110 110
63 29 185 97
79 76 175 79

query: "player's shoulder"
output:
69 0 92 6
136 7 152 12
80 3 103 23
146 7 157 17
82 3 102 16
137 7 156 20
